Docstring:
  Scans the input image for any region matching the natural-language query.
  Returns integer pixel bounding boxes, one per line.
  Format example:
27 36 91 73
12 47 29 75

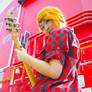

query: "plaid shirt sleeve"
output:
44 29 69 67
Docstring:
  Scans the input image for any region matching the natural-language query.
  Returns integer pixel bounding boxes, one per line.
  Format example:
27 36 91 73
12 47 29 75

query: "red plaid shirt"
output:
31 28 81 92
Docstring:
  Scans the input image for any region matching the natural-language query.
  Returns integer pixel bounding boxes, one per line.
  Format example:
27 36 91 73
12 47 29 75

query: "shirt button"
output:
57 47 60 50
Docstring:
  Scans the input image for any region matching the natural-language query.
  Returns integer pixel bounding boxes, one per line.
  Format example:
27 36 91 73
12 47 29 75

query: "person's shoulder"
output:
50 28 65 34
55 27 74 32
49 27 74 37
55 27 73 34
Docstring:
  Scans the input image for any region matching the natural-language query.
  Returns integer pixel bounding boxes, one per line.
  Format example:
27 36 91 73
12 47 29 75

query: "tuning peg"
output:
6 23 12 26
6 28 12 32
5 17 16 22
14 23 19 27
16 28 21 32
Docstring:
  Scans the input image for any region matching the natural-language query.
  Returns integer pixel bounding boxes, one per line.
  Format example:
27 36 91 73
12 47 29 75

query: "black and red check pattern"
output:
32 28 81 92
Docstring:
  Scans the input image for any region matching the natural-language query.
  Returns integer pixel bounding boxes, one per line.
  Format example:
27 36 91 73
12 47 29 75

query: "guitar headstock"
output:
5 11 20 38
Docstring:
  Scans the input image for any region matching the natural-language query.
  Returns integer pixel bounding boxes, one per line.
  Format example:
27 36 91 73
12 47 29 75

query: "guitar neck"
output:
12 35 22 50
12 34 36 87
5 11 36 86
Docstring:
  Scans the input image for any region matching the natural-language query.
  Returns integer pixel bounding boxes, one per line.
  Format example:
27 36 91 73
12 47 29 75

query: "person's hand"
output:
15 48 27 61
